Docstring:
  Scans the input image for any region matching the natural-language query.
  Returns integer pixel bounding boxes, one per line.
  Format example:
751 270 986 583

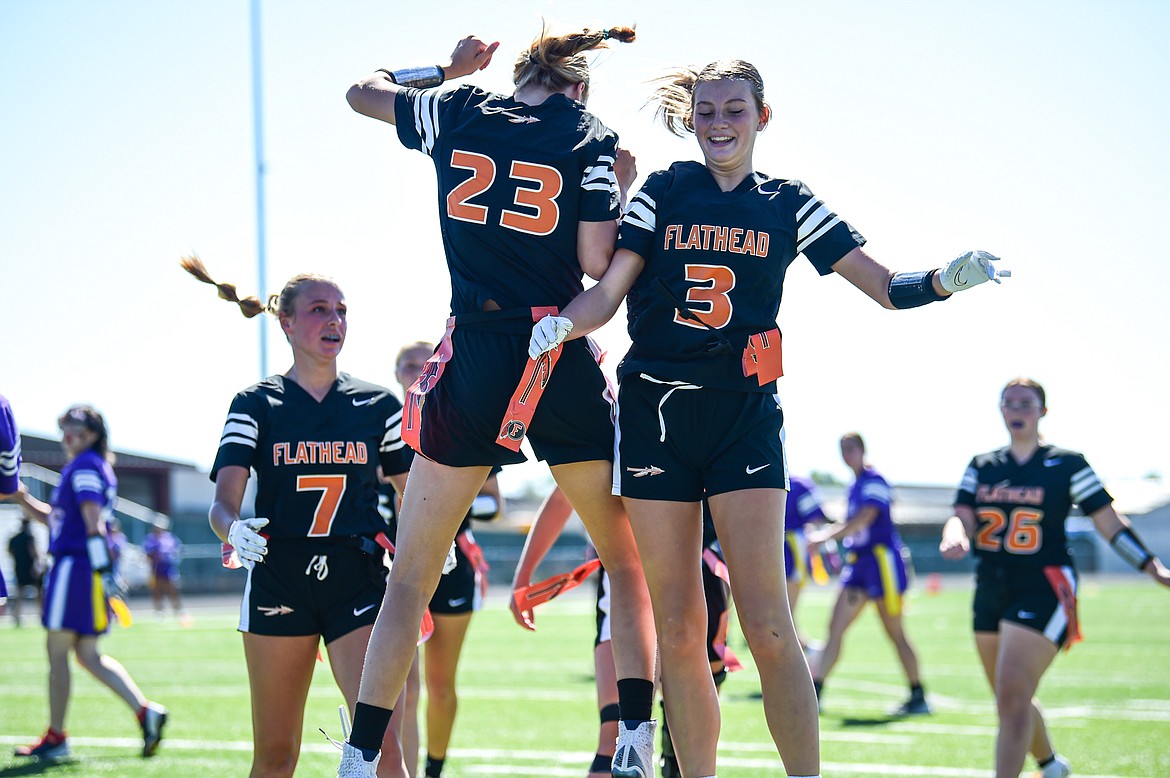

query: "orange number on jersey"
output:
674 264 736 330
297 474 348 537
500 161 562 235
975 507 1043 554
446 150 496 224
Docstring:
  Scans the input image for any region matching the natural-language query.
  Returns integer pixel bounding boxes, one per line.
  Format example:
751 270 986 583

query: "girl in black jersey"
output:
530 60 1007 778
341 26 658 778
940 378 1169 778
184 260 414 778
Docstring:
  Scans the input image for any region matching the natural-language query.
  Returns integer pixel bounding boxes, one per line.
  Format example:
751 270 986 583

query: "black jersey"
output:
211 373 413 539
954 444 1113 571
617 162 865 391
394 85 622 315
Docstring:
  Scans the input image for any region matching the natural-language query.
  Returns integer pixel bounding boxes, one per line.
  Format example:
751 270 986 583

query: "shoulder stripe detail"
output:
796 200 843 253
413 91 441 155
0 439 20 475
219 435 258 450
1070 466 1104 502
381 413 405 452
860 481 891 501
71 471 105 493
385 409 403 429
581 157 618 192
623 195 656 233
959 466 977 494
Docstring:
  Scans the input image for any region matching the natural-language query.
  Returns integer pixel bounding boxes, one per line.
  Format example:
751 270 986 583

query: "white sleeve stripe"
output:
795 196 823 221
959 467 978 492
796 216 842 254
72 473 104 491
631 191 655 210
226 412 258 427
796 203 833 240
220 421 259 440
860 483 891 500
219 435 258 449
380 440 407 452
623 200 656 232
581 164 613 183
385 410 403 429
414 91 440 155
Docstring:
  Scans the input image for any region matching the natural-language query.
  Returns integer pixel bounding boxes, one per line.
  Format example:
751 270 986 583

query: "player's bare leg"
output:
709 488 819 776
328 625 410 777
623 497 717 776
551 460 657 684
984 624 1059 777
974 633 1055 766
423 612 473 769
351 459 487 764
243 633 318 777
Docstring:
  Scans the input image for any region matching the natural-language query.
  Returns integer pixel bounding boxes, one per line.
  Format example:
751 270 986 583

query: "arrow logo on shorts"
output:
626 465 665 478
258 605 294 616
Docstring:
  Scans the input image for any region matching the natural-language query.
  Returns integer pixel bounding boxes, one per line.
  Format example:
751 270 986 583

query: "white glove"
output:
442 541 458 575
86 534 127 601
528 315 574 360
228 517 270 571
939 250 1010 293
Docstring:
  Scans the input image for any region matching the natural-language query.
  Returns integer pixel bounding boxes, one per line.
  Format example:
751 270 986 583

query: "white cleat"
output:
338 741 380 778
1039 754 1071 778
612 720 656 777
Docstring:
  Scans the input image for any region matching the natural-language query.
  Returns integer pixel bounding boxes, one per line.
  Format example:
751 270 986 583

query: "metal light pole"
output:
250 0 269 379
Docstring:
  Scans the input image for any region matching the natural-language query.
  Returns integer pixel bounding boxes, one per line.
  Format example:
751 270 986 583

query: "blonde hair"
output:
512 23 635 103
395 341 435 367
181 255 337 320
650 59 767 137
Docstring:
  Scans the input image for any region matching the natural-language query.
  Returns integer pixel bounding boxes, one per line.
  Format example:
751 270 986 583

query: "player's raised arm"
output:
346 35 500 124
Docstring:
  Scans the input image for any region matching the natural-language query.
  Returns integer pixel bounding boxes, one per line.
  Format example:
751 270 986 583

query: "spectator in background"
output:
143 521 189 625
8 517 45 626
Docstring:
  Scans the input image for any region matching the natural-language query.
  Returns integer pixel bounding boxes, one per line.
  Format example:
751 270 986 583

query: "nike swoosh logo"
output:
447 597 468 608
353 603 377 617
352 397 377 406
745 464 771 475
1043 459 1060 467
1017 611 1035 619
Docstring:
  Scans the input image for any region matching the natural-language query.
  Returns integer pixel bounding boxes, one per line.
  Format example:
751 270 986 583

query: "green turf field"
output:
1 578 1167 777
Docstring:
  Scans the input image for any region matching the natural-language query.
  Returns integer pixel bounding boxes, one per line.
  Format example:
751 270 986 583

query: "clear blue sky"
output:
2 0 1168 494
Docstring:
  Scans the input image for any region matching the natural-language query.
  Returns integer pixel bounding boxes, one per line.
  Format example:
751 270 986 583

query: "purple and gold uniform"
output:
839 467 909 614
1 394 20 598
955 445 1111 647
41 449 117 634
392 85 621 467
143 530 182 583
784 476 827 584
614 163 865 499
211 373 412 642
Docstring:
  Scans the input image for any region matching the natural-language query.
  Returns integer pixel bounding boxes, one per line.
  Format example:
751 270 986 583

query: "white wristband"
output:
87 534 112 571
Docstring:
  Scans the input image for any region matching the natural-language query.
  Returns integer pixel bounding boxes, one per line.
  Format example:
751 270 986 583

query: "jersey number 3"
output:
974 507 1042 554
446 149 562 236
298 474 348 537
674 264 736 330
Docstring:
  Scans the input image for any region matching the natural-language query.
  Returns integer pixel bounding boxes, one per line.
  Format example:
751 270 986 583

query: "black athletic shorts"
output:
429 539 480 615
972 563 1079 648
615 374 788 500
413 319 614 468
238 537 387 644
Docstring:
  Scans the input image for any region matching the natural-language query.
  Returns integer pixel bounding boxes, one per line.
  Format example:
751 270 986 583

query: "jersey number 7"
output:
298 474 348 537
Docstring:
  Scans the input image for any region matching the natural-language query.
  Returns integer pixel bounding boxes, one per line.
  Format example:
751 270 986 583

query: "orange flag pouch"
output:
373 533 436 645
1043 566 1082 650
512 558 602 611
742 328 784 386
456 530 491 599
402 317 457 453
497 306 562 451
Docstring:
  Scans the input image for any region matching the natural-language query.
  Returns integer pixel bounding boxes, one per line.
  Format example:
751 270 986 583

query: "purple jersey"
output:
785 476 826 531
0 394 20 495
144 531 182 574
842 466 899 554
48 449 117 556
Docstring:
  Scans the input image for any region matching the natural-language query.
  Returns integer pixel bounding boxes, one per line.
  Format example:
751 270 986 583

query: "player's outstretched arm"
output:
346 35 499 124
832 246 1009 310
1091 504 1170 589
510 486 576 630
529 248 645 358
